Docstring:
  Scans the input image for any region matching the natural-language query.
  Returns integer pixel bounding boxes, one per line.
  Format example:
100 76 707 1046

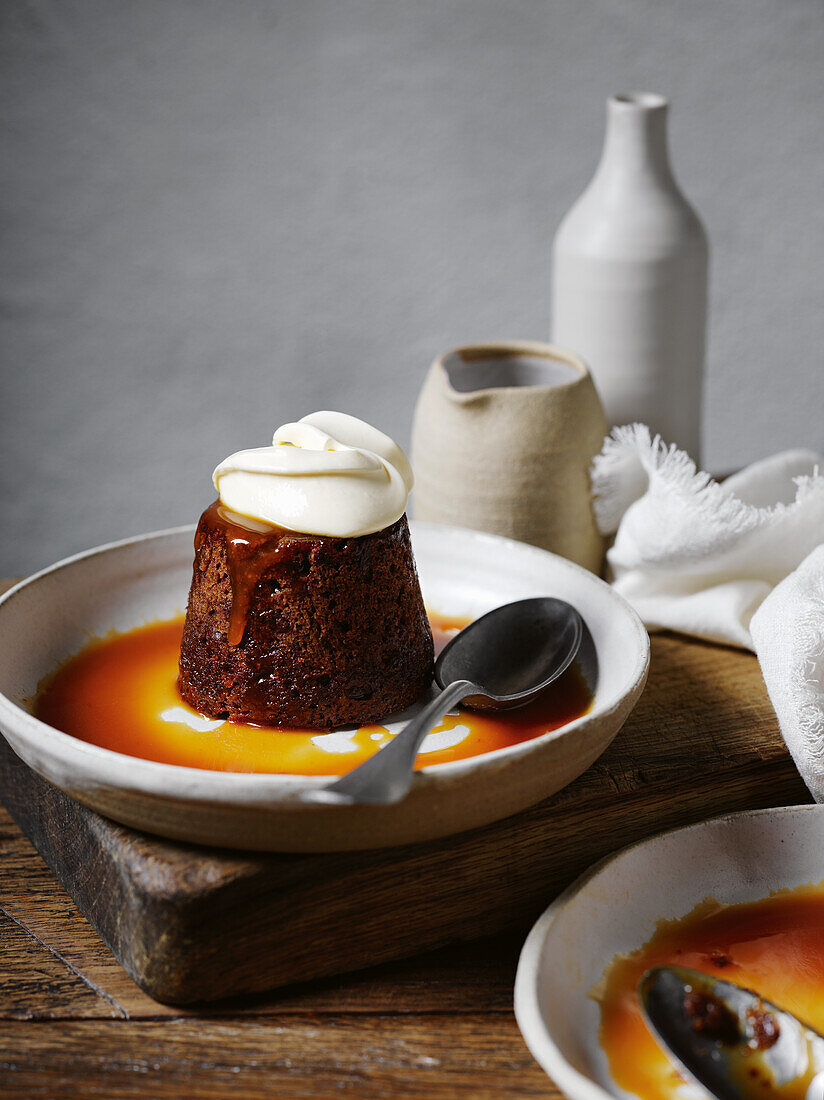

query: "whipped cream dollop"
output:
212 411 414 537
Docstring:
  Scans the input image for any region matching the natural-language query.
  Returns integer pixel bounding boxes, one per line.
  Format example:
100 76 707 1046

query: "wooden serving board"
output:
0 631 812 1006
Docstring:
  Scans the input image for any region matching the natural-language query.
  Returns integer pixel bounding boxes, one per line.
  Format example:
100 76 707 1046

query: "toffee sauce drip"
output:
197 501 327 647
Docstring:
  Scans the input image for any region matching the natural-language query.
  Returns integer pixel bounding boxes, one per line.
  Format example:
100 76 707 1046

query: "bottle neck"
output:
594 93 674 190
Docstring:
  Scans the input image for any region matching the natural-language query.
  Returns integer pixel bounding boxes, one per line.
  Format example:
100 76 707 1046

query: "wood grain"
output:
0 910 118 1021
0 1015 551 1099
0 799 523 1020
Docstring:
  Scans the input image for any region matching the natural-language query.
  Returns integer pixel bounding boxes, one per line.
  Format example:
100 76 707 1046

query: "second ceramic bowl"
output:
514 804 824 1100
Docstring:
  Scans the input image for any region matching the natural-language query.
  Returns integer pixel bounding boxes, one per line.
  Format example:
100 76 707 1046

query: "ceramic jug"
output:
552 93 708 461
411 341 607 574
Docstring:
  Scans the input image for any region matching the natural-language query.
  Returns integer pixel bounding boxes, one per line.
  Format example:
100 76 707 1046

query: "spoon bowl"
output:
639 966 824 1100
303 597 584 805
436 597 584 709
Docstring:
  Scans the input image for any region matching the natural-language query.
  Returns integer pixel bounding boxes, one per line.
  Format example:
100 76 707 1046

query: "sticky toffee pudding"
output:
177 503 433 728
177 412 434 728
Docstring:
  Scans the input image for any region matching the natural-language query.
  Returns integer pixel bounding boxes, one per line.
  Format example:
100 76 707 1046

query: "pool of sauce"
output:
597 884 824 1100
34 612 592 775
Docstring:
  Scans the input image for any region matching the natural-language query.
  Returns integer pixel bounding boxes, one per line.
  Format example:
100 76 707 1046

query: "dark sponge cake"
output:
178 502 434 728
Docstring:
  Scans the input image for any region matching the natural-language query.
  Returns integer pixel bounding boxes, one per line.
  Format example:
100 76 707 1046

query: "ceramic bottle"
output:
551 93 708 460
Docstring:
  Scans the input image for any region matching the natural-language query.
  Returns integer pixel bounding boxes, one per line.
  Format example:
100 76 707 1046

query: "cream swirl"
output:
212 411 413 537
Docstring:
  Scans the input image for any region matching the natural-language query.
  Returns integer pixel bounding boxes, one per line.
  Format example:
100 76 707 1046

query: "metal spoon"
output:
301 597 583 806
639 966 824 1100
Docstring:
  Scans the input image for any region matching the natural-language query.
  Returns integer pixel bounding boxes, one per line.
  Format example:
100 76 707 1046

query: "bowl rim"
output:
0 520 649 799
513 802 824 1100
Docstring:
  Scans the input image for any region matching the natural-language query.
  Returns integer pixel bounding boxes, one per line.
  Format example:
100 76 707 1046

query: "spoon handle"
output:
305 679 478 805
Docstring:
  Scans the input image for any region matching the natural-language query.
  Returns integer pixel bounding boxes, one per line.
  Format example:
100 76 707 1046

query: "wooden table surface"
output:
0 789 550 1098
0 570 811 1099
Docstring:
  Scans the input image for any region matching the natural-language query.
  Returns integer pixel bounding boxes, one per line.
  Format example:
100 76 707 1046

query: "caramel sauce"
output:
33 612 592 776
597 885 824 1100
198 501 318 646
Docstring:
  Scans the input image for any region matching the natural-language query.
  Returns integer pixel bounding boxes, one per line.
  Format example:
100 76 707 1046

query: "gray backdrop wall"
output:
3 0 823 575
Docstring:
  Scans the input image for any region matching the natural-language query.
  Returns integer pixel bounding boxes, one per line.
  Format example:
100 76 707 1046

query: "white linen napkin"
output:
591 424 824 801
750 547 824 802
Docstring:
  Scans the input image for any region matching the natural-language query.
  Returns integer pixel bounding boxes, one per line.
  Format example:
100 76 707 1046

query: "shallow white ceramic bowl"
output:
515 804 824 1100
0 522 648 852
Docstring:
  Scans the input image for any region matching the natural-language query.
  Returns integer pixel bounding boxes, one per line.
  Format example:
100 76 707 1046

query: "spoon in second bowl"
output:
301 596 584 806
639 966 824 1100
